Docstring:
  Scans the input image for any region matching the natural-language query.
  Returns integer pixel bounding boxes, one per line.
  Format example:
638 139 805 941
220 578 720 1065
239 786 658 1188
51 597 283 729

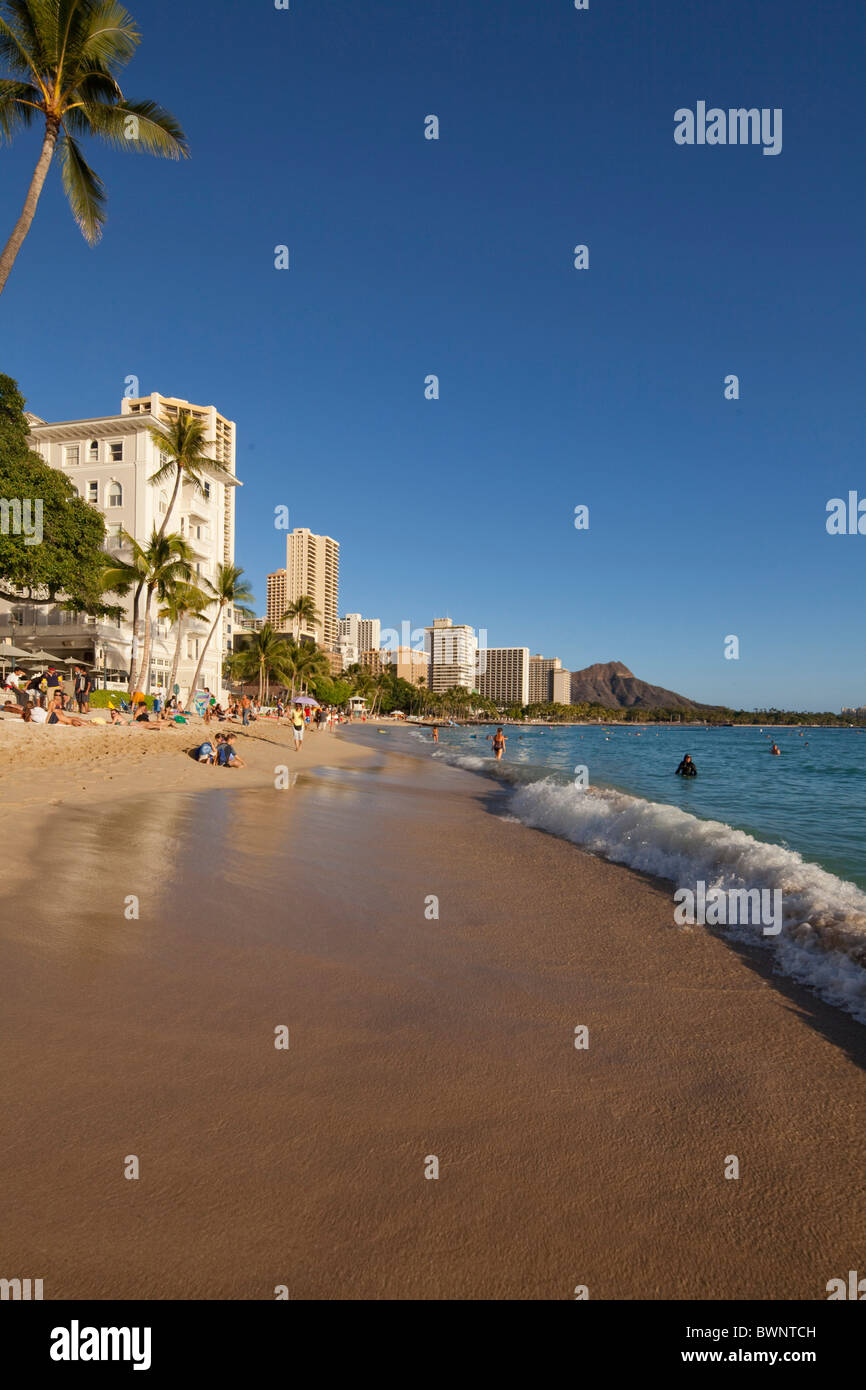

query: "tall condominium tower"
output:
425 618 479 691
529 654 563 703
476 647 530 707
271 528 340 648
339 613 381 655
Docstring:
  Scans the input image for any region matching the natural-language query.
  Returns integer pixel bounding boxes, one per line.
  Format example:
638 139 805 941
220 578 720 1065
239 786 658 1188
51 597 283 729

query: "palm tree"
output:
158 580 211 702
148 410 237 543
228 623 293 703
187 562 254 703
281 594 319 642
0 0 188 296
283 640 328 701
126 530 193 693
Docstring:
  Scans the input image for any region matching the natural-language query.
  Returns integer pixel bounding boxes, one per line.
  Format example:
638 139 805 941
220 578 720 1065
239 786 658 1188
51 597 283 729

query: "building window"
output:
109 442 123 463
88 439 99 462
65 445 79 466
203 482 211 500
87 481 98 504
107 482 123 507
159 493 168 514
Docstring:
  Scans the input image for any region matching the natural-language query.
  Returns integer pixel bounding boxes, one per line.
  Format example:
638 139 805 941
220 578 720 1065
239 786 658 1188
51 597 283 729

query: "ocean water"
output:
376 721 866 1023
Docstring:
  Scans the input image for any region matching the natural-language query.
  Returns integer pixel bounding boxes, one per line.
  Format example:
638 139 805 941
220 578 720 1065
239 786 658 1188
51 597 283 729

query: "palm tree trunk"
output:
134 586 156 694
128 587 142 697
0 119 60 296
187 603 222 704
155 467 184 545
168 615 185 699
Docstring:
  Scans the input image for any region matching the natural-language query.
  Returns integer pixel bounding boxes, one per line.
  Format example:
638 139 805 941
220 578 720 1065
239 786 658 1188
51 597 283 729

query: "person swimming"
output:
675 754 697 777
771 743 781 755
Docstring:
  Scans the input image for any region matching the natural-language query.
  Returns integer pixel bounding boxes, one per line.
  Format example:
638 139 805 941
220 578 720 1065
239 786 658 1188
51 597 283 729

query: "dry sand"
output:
1 714 864 1299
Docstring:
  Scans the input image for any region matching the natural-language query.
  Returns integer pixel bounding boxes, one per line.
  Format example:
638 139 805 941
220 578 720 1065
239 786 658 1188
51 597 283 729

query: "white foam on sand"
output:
505 778 866 1024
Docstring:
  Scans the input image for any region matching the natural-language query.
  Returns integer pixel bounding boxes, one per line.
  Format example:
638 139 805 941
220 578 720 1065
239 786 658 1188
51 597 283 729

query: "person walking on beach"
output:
490 727 507 761
291 704 305 751
241 694 251 727
675 754 697 777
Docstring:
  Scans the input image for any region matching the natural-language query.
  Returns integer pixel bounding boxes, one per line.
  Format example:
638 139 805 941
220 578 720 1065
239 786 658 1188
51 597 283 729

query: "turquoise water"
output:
359 719 866 1022
424 723 866 890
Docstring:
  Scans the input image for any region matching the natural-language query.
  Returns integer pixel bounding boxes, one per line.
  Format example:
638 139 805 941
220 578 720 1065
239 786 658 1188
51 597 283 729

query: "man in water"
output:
431 726 439 743
490 727 507 761
771 743 781 755
675 753 697 777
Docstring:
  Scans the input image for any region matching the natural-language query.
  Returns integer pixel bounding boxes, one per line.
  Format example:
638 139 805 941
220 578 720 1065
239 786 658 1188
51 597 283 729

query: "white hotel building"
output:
425 618 479 692
0 392 239 696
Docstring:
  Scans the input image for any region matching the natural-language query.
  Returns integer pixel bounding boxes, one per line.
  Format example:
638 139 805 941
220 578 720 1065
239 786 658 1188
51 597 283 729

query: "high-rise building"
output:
551 668 572 704
275 528 340 648
2 393 239 695
339 613 381 654
425 618 479 691
476 647 530 706
529 654 563 703
266 570 288 629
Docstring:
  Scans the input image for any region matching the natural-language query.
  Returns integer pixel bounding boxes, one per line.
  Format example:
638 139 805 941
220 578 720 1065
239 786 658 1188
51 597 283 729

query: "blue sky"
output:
2 0 864 709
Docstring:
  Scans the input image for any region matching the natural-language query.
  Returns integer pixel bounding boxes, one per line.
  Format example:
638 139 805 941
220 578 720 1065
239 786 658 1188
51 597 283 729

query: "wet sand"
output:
1 723 865 1299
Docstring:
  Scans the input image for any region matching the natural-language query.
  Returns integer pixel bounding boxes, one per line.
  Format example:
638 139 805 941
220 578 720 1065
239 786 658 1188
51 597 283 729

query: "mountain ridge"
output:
568 661 717 711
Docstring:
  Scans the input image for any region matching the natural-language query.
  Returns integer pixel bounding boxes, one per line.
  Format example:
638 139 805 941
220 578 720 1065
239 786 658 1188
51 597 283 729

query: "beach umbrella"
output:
0 643 32 659
21 648 65 663
292 695 320 706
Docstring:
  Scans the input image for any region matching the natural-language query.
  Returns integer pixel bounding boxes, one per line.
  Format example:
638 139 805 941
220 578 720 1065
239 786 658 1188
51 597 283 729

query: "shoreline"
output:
2 721 865 1298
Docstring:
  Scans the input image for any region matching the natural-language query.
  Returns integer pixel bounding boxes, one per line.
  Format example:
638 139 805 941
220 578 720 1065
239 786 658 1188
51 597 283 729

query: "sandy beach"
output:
1 713 864 1300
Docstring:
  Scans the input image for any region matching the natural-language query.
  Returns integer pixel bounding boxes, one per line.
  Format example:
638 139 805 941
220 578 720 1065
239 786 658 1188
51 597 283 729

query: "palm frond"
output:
59 129 106 243
82 96 188 158
0 79 39 141
73 0 139 69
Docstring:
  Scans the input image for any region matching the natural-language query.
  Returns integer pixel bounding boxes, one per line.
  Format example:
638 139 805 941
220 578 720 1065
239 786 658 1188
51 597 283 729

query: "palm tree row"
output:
226 624 330 704
103 526 253 702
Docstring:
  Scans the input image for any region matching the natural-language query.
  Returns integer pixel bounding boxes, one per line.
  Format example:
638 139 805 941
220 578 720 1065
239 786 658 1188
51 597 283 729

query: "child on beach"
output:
217 734 246 769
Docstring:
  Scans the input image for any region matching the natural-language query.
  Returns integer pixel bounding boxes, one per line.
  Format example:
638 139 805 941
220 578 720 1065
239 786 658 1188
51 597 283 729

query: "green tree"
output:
147 410 237 542
281 594 320 642
227 622 293 703
0 372 119 612
0 0 188 295
158 579 210 700
311 674 352 708
186 562 253 702
103 528 192 693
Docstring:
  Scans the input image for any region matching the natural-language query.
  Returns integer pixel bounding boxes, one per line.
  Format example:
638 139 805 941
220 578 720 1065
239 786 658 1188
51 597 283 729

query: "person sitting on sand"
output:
217 734 245 769
46 695 87 727
675 754 698 777
26 703 48 724
193 739 217 765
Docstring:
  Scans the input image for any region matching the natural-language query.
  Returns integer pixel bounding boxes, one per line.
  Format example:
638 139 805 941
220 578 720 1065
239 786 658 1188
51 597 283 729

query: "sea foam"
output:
504 777 866 1023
